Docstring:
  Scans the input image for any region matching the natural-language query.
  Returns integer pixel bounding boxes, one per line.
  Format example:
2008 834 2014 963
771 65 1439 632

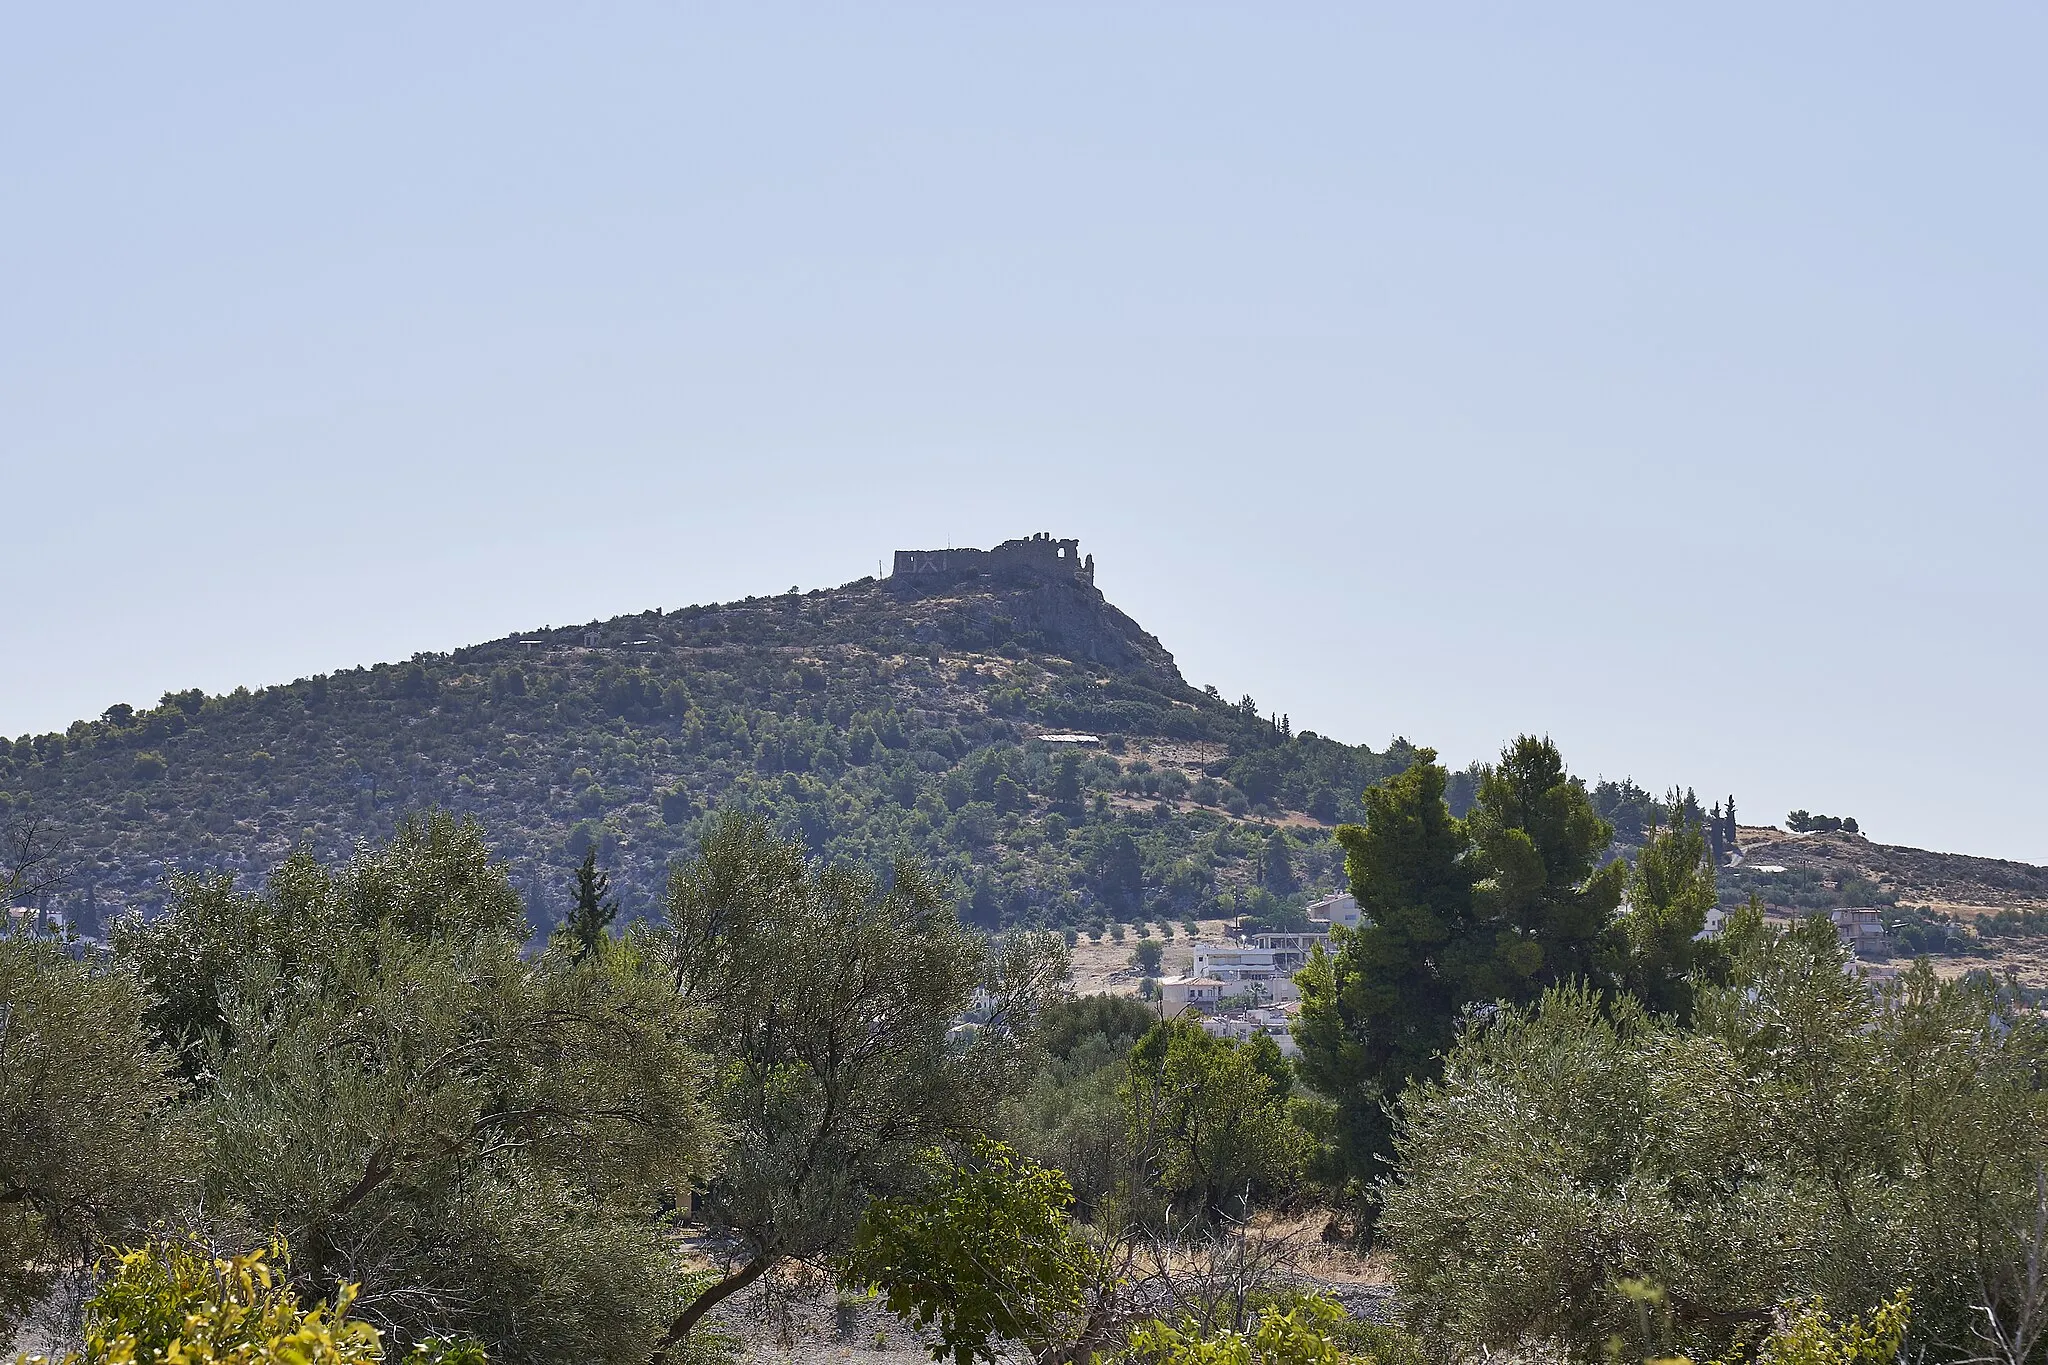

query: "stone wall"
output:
892 533 1093 586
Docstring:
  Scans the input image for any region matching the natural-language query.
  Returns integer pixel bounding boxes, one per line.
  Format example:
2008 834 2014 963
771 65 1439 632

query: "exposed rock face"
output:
887 535 1181 687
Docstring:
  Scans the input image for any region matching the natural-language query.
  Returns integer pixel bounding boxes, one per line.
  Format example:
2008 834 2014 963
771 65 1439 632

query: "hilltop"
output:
10 531 2048 982
1 535 1412 935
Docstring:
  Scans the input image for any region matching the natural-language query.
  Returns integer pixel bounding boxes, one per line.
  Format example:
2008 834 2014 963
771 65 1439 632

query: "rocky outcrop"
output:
888 544 1181 687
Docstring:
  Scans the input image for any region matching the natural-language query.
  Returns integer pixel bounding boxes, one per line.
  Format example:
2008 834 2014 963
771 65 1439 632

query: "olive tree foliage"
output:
645 813 1059 1360
1123 1018 1309 1225
1380 911 2048 1362
116 813 717 1365
117 813 531 1080
0 936 190 1341
1002 995 1161 1217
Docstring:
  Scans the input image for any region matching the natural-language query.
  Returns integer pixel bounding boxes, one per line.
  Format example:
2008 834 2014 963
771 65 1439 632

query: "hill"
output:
14 531 2048 982
2 535 1417 937
1722 824 2048 985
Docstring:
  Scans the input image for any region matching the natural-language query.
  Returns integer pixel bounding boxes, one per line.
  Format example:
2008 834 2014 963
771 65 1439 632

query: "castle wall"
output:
893 534 1093 585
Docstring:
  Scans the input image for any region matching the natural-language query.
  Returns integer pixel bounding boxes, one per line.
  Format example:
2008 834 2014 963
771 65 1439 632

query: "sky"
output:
3 5 2044 861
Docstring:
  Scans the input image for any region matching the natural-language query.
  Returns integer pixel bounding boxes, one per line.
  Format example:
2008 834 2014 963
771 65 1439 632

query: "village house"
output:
1191 943 1298 1003
1157 974 1226 1017
1245 928 1326 973
1197 1002 1302 1058
1308 892 1362 929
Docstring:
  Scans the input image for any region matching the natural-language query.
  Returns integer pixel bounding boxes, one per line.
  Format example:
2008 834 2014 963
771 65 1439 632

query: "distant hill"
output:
1723 824 2048 986
16 532 2046 978
2 535 1417 936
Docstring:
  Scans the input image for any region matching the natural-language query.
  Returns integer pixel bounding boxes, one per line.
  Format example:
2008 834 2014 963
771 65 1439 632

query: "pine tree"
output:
1052 751 1084 816
565 845 618 959
1296 737 1639 1214
1724 794 1738 844
1260 828 1297 895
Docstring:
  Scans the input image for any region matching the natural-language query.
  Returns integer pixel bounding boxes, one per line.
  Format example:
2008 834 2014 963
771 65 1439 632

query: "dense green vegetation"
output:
9 568 2046 1365
0 574 1415 941
9 748 2048 1365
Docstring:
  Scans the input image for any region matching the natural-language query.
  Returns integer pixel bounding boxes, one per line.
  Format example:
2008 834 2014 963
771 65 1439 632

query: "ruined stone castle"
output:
891 533 1094 586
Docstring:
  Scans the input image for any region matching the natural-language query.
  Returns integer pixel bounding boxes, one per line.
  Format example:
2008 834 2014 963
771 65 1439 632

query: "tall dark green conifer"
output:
1296 736 1641 1222
1294 750 1476 1203
1051 751 1084 817
565 845 618 959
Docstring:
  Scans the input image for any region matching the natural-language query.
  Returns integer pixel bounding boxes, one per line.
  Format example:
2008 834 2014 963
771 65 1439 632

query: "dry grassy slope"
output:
1735 825 2048 917
1733 824 2048 987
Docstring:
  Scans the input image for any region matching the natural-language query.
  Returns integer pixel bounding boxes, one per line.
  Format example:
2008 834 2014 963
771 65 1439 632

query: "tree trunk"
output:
651 1251 775 1365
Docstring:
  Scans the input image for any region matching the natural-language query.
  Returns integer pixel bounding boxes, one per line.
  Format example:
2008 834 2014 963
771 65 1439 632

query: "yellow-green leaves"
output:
33 1239 390 1365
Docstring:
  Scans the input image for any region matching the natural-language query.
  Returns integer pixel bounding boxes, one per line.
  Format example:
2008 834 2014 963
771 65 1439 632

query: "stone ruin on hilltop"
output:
891 533 1094 587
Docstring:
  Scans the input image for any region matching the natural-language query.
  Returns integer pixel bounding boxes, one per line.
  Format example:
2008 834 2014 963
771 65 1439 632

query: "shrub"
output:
1115 1293 1370 1365
43 1238 402 1365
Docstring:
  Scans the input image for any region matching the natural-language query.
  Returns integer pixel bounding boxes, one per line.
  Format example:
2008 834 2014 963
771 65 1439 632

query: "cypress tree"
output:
565 846 618 959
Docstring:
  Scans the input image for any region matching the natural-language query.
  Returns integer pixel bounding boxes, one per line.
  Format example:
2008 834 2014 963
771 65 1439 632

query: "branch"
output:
651 1251 775 1365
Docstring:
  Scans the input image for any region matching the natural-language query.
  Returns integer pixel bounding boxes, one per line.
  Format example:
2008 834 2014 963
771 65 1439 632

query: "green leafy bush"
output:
845 1139 1094 1364
1115 1293 1373 1365
27 1238 397 1365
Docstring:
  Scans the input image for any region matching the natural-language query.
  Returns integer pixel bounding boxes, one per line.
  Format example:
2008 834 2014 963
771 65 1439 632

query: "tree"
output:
1462 736 1625 996
1092 830 1146 913
1293 751 1476 1200
1053 752 1085 817
120 814 715 1365
563 846 618 959
1258 831 1296 896
1133 939 1165 975
1614 814 1722 1019
1124 1018 1309 1223
1379 919 2043 1362
1295 738 1646 1215
647 814 991 1361
0 936 190 1340
1006 996 1160 1216
845 1138 1095 1365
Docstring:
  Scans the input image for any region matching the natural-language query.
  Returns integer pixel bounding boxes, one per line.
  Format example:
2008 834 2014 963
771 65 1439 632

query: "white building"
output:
1246 929 1327 973
1191 943 1298 1003
1308 893 1362 929
1157 975 1226 1016
1198 1004 1301 1058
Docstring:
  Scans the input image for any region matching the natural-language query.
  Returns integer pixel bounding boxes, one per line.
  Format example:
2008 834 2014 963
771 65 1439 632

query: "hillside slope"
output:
3 537 1410 934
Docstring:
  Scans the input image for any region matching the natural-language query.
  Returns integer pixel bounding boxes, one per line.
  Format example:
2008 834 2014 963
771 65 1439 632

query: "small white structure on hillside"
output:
1308 893 1362 929
1199 1003 1302 1057
1158 975 1226 1016
1191 943 1299 1003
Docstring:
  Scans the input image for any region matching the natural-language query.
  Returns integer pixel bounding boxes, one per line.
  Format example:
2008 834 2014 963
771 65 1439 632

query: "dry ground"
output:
1067 918 1231 995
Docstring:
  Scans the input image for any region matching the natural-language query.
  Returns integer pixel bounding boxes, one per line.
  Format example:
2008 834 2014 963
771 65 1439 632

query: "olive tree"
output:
120 813 717 1365
1381 913 2048 1361
647 813 1000 1360
0 935 190 1340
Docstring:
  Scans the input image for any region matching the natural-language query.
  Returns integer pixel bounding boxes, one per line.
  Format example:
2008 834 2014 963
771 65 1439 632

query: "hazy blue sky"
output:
4 6 2043 860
